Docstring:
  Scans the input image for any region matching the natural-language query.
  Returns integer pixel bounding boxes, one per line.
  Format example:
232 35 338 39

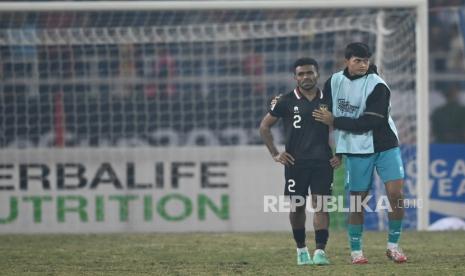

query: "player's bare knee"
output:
388 189 404 202
311 194 324 209
315 209 329 218
292 205 306 214
290 196 306 213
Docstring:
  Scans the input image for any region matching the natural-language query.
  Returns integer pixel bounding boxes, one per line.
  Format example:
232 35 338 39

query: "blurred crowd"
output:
0 0 463 147
429 0 465 143
430 0 465 73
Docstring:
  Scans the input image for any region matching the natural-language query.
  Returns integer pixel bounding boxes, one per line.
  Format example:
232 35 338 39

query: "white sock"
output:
314 249 324 254
351 250 363 258
297 247 308 254
387 242 398 250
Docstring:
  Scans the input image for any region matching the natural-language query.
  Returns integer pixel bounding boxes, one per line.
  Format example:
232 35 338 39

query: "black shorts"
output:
284 161 333 196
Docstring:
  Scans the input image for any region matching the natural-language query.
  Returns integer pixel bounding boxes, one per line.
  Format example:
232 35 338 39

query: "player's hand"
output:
273 152 295 166
313 109 334 126
330 155 341 169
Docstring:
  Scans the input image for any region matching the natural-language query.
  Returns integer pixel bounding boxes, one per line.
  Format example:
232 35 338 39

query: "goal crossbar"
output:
0 1 428 12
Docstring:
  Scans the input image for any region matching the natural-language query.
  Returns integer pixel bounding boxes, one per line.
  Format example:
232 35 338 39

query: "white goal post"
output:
0 0 429 231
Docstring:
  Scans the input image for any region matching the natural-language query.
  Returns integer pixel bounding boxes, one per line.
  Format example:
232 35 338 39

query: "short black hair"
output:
345 42 372 59
293 57 319 73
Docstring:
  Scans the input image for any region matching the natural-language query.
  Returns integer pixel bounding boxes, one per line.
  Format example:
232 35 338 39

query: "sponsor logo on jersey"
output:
319 104 329 111
337 99 359 114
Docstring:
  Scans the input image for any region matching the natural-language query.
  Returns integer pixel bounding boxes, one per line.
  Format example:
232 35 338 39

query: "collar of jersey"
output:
294 87 322 100
343 66 379 81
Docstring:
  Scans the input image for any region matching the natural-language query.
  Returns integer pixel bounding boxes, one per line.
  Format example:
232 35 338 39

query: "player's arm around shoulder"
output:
323 76 333 95
315 83 390 132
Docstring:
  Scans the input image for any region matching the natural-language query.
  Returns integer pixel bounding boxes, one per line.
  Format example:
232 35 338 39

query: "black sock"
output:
315 229 329 250
292 228 306 248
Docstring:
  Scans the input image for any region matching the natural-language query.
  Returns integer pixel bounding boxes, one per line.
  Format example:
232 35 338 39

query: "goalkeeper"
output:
259 57 341 266
313 42 407 264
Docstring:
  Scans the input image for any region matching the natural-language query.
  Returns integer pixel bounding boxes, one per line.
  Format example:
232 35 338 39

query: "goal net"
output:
0 1 428 233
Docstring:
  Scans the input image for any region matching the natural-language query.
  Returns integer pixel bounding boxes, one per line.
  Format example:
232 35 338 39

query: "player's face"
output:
346 56 370 76
294 65 319 92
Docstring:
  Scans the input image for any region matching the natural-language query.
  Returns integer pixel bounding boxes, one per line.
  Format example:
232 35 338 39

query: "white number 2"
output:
293 115 301 128
288 179 296 193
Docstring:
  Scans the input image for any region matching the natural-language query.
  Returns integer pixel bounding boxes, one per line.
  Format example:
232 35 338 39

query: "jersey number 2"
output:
288 179 296 193
293 115 301 128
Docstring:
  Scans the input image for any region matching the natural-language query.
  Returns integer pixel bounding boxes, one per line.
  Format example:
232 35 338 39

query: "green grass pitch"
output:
1 231 464 275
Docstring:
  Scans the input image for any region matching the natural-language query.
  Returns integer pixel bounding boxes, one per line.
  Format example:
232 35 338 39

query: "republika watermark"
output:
263 195 422 213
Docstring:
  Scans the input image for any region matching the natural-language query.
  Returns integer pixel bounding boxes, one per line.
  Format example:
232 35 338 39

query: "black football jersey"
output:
269 87 332 162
